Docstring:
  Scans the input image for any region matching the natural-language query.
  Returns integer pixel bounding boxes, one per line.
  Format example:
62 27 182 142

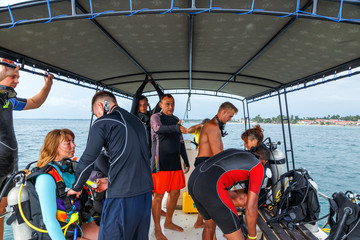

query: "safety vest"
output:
25 164 83 240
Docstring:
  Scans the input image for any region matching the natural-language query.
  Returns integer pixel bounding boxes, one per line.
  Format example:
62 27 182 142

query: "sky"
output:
11 70 360 120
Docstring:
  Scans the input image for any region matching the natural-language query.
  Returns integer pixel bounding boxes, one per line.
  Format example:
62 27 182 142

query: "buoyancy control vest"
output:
24 164 87 240
326 192 360 240
268 168 320 228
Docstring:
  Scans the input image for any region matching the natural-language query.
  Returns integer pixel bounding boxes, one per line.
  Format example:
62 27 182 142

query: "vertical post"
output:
278 90 290 171
283 89 295 169
71 0 76 16
242 99 251 131
312 0 318 14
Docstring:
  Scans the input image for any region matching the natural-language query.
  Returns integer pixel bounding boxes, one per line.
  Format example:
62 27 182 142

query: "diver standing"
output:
0 57 53 239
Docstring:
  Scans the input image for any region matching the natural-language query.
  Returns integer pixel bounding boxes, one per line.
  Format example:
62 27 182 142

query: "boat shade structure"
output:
0 0 359 101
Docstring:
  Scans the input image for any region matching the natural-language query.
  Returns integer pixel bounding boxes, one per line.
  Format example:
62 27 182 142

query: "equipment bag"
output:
268 168 320 228
326 192 360 240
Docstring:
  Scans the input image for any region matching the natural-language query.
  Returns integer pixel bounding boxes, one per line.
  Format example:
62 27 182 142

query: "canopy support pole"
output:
277 89 295 171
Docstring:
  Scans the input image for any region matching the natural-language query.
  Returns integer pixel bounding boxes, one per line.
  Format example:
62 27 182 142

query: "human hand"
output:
180 125 188 134
43 72 54 87
67 189 82 198
95 177 108 192
184 165 190 174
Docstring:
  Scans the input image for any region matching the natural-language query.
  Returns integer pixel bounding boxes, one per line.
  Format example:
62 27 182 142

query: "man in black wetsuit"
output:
0 57 53 239
68 91 153 240
130 77 163 137
150 94 190 240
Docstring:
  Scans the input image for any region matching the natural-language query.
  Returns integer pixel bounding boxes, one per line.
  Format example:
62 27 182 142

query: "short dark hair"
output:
254 144 270 161
91 91 117 108
139 95 148 103
160 94 174 101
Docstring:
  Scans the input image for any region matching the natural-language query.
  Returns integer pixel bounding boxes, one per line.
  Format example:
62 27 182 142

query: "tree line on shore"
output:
252 114 360 124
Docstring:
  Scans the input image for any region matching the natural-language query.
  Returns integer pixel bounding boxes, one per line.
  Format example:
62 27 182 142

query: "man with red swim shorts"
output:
150 94 190 240
188 148 266 240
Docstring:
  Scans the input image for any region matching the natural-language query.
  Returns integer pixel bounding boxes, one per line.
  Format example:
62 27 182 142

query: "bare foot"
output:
161 209 167 217
164 222 184 232
194 220 205 228
155 229 167 240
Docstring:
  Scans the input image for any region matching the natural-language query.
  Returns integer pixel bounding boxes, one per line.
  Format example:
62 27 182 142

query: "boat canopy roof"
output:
0 0 359 101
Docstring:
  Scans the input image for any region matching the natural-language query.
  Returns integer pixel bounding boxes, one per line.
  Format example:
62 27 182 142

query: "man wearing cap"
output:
0 57 54 239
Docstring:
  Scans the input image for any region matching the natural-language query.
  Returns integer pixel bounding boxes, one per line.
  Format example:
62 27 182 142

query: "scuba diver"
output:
25 129 99 240
0 57 53 239
241 124 264 151
130 75 164 137
188 145 270 240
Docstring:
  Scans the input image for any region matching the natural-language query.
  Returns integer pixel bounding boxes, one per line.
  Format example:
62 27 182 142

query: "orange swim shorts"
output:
152 170 185 194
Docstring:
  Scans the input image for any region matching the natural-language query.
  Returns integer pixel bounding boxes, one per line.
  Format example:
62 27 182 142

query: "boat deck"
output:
149 209 227 240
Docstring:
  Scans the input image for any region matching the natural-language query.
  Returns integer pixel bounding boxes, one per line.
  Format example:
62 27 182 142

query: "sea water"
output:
3 119 360 239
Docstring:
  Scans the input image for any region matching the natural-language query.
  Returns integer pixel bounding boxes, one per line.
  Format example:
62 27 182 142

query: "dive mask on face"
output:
215 115 228 137
0 58 17 68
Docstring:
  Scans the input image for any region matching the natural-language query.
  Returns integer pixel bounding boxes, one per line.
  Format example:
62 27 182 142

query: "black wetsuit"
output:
72 106 153 198
150 112 190 173
130 80 163 138
0 94 26 191
188 149 264 234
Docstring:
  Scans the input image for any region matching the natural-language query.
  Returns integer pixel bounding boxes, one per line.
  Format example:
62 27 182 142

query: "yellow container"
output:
182 191 198 213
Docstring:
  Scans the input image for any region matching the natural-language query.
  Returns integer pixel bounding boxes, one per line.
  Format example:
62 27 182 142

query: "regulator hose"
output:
17 183 78 234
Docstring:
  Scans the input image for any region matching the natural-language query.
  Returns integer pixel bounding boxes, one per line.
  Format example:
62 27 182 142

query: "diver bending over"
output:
188 146 270 240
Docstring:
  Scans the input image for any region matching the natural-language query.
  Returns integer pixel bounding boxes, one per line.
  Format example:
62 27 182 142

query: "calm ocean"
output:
4 119 360 239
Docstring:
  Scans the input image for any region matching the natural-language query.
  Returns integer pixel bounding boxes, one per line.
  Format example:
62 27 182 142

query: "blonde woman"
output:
30 129 98 240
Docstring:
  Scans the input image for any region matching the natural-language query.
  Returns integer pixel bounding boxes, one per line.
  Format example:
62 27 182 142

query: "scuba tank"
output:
267 140 287 204
5 173 32 240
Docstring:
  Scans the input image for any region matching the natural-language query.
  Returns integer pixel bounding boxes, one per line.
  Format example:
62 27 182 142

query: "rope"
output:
42 0 68 23
189 0 222 14
6 5 28 28
4 0 360 27
160 0 179 15
183 93 191 120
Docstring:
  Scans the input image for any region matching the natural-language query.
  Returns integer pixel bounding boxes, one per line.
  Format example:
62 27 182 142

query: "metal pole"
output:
71 0 76 16
277 90 290 171
283 89 295 169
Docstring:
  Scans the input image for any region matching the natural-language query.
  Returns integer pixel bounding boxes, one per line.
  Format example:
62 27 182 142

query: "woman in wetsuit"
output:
32 129 99 240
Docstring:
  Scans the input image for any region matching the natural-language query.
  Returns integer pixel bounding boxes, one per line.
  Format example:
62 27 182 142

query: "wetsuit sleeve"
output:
150 114 181 134
130 81 147 115
10 97 27 111
150 81 163 115
180 136 190 167
35 174 66 240
248 162 265 195
72 121 105 191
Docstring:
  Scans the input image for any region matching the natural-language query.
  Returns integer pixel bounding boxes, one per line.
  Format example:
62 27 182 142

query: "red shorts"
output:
152 170 185 194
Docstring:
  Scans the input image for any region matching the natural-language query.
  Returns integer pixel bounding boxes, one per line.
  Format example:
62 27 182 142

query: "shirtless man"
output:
194 102 238 235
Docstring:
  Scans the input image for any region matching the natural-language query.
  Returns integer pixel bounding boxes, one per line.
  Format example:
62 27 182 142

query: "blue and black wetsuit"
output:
0 94 26 191
72 106 153 239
